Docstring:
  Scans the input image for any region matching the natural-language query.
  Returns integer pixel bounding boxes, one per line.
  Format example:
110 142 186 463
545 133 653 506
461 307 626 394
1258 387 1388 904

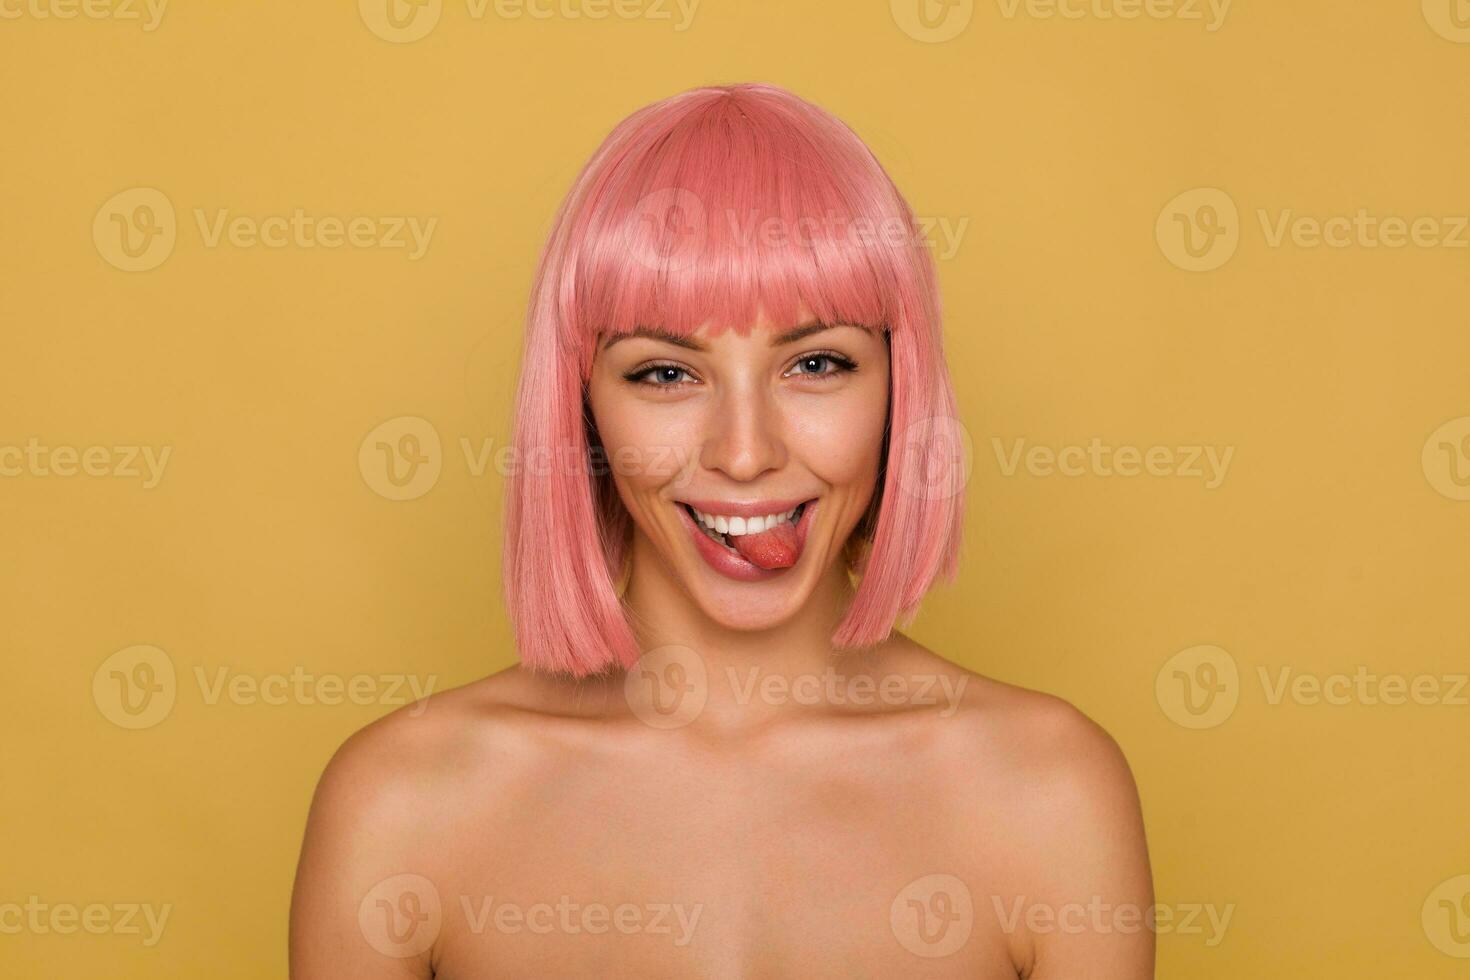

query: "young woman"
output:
290 82 1153 979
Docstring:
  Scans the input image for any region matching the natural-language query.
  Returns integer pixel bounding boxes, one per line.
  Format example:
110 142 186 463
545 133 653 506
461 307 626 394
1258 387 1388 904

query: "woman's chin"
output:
692 594 805 633
679 559 815 631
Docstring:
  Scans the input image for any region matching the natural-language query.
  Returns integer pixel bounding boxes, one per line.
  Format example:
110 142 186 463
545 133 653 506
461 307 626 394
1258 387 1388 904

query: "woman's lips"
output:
676 498 817 583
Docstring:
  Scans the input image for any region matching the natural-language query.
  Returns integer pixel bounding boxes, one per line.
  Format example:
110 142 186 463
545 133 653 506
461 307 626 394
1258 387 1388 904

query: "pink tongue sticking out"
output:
730 519 800 570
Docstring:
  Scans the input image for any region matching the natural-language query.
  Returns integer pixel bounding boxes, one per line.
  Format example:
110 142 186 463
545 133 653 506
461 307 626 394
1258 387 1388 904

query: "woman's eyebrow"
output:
770 321 872 346
601 327 703 352
602 321 872 352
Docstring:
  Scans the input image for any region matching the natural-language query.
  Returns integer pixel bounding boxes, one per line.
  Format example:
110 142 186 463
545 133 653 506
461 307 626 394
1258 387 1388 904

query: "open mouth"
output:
678 500 810 551
673 497 818 581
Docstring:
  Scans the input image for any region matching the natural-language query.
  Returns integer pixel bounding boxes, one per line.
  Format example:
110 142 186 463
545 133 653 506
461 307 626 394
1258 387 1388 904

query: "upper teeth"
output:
691 506 798 536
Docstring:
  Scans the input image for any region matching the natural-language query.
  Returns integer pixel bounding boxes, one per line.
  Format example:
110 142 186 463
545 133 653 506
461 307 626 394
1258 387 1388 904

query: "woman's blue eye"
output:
791 353 855 377
626 364 693 387
623 352 856 389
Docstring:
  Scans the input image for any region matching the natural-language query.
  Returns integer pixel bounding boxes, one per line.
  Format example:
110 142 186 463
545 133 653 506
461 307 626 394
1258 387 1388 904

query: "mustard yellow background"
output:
3 0 1469 976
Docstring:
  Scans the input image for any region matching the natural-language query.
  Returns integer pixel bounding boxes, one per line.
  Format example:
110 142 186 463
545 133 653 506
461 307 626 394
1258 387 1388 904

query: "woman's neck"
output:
619 530 867 727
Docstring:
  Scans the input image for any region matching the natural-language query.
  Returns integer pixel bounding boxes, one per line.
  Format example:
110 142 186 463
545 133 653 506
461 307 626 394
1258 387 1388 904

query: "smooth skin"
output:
289 313 1154 978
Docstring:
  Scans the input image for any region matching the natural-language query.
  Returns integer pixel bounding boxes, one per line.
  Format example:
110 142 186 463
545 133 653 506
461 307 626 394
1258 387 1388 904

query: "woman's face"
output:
586 312 891 630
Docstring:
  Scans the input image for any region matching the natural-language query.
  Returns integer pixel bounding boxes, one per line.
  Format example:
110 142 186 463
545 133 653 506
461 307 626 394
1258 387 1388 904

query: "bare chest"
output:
429 755 1021 979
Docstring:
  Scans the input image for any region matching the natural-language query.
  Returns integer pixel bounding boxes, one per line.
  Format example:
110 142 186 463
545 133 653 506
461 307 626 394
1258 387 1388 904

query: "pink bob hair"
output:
501 82 966 676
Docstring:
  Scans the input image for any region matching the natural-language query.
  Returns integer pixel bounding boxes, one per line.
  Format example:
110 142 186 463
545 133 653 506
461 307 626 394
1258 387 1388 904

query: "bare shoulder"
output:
303 664 612 825
288 667 579 975
882 633 1144 821
289 665 614 974
883 635 1154 974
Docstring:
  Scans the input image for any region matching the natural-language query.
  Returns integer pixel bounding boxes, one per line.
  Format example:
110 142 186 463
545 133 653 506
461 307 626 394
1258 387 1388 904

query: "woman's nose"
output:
699 386 788 483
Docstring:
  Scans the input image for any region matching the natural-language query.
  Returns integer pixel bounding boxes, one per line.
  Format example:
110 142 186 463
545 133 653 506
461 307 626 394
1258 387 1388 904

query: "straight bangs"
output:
504 83 963 677
557 86 937 368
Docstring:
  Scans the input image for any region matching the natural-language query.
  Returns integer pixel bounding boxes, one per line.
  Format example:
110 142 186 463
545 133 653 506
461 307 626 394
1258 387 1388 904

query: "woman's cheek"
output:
595 396 700 491
791 388 888 493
